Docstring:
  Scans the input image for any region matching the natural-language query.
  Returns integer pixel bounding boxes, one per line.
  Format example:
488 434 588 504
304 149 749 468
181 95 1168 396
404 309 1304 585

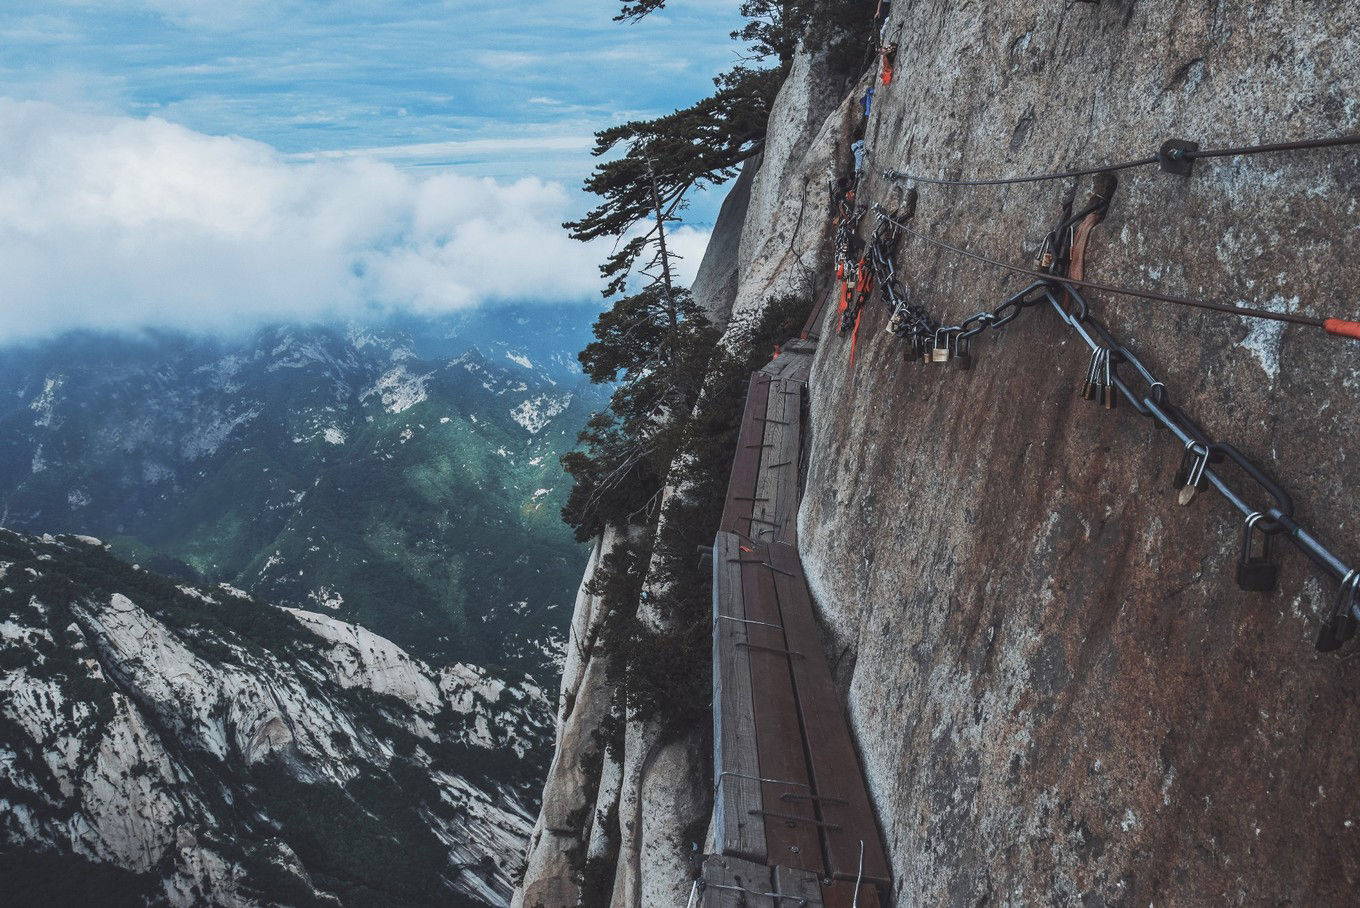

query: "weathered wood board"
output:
713 530 766 863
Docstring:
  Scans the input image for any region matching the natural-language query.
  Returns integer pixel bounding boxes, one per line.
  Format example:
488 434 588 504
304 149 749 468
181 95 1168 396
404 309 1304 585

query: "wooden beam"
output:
700 855 777 908
767 542 892 891
719 375 772 535
741 545 823 873
712 531 766 863
774 867 825 907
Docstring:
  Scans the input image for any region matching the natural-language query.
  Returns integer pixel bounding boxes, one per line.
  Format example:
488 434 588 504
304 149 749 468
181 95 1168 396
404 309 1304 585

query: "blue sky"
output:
0 1 750 341
1 0 747 183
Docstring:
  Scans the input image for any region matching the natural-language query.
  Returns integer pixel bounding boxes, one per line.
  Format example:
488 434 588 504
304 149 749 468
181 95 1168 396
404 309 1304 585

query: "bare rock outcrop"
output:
514 531 623 908
798 2 1360 905
727 50 861 336
0 529 545 907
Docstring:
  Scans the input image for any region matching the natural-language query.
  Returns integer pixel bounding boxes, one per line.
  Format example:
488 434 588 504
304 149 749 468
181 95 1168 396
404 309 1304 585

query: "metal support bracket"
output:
1158 138 1199 176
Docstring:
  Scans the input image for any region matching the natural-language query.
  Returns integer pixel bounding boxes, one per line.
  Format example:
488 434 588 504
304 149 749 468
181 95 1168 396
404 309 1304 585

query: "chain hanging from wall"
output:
825 130 1360 650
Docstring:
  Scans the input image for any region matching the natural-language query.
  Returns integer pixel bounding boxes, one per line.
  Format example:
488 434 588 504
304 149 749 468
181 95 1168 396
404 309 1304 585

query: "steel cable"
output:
882 133 1360 188
873 209 1329 327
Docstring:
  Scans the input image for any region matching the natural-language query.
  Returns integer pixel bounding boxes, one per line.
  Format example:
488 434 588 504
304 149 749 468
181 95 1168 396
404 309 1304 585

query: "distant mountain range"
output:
0 527 549 906
0 305 609 681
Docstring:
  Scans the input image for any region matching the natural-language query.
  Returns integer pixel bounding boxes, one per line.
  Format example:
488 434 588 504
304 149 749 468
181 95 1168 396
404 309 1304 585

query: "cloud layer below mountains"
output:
0 99 709 343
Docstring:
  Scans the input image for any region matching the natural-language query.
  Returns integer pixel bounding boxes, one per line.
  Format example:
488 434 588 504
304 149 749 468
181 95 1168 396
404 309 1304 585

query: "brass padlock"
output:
931 330 952 363
1080 348 1101 400
1177 445 1209 506
1102 348 1118 410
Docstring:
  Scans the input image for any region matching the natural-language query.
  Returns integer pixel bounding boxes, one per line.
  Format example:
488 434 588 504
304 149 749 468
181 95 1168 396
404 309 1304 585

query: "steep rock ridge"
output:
515 530 622 908
512 45 859 908
690 158 757 332
796 2 1360 905
0 529 548 906
725 51 861 336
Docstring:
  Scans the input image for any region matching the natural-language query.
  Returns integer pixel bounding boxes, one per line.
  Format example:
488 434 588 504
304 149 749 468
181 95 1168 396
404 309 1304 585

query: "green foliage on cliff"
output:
561 286 720 541
617 0 875 70
581 295 809 736
563 2 875 542
560 2 867 746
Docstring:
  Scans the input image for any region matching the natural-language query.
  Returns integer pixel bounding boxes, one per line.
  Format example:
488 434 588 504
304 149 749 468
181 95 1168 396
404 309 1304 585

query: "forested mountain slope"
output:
0 307 606 678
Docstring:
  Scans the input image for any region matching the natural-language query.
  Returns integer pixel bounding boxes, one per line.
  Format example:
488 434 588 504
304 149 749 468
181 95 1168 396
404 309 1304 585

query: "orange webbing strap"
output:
854 258 872 299
1065 210 1102 311
848 259 873 369
839 278 853 314
1325 318 1360 339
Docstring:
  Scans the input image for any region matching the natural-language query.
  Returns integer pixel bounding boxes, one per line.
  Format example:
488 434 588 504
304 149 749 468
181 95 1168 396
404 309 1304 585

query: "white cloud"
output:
666 225 713 289
0 98 609 342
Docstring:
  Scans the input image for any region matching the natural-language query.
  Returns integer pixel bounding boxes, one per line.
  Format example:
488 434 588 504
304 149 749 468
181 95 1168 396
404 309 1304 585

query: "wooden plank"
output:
767 542 891 890
749 399 785 544
719 375 772 536
801 286 837 340
771 379 803 545
701 855 777 908
820 881 882 908
785 353 814 384
712 531 766 863
741 546 823 873
774 866 824 908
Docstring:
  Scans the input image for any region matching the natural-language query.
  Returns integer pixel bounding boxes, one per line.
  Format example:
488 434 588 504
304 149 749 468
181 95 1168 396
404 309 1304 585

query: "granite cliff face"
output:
801 2 1360 904
0 529 549 906
517 3 1360 905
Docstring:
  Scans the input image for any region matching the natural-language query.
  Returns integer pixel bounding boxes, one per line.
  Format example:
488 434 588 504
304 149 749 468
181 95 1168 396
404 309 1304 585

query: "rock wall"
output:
797 2 1360 905
516 3 1360 905
515 530 620 908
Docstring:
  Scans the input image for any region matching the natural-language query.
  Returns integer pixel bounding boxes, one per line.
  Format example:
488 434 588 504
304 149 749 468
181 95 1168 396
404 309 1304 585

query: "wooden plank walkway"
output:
713 531 766 862
800 286 837 342
696 854 881 908
709 337 891 903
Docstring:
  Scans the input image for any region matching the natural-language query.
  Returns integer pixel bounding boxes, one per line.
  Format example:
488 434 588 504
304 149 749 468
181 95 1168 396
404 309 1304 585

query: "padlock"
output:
931 330 952 363
953 334 972 371
886 307 903 335
1102 351 1117 410
1316 571 1359 652
1035 236 1054 271
1080 348 1099 400
1171 441 1197 489
1235 513 1279 592
1177 445 1209 506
